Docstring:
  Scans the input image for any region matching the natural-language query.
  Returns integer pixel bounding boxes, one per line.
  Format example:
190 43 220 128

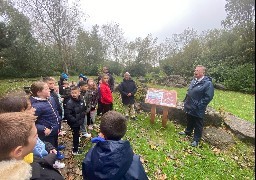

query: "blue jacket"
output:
30 96 60 137
82 140 148 180
118 78 137 105
184 76 214 118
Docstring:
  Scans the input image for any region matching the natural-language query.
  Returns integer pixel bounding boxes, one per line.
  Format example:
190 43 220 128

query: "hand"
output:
44 128 51 136
127 93 132 96
50 149 57 154
98 132 105 139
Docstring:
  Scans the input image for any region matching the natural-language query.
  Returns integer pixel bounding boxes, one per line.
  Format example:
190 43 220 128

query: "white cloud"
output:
81 0 227 41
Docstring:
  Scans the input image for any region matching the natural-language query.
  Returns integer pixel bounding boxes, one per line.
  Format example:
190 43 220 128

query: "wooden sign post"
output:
145 88 177 127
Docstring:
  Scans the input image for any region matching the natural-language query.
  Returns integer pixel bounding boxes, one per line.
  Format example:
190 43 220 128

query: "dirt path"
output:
57 122 96 180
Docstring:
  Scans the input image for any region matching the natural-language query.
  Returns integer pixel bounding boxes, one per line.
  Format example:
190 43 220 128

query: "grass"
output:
0 76 255 179
146 83 255 123
78 93 255 179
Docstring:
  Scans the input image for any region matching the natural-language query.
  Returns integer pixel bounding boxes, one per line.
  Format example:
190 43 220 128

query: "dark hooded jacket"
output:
65 96 86 128
82 140 148 180
184 76 214 118
118 78 137 105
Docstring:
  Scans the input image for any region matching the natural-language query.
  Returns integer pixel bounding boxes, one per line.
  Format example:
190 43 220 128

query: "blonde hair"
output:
42 77 56 82
30 81 46 97
0 112 36 160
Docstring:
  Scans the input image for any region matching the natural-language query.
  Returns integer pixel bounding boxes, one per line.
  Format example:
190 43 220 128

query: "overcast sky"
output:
81 0 227 42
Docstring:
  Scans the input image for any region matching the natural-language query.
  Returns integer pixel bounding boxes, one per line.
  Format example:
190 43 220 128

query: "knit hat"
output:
61 73 68 80
79 74 87 81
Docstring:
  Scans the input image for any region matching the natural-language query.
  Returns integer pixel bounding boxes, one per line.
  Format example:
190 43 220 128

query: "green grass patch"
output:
0 77 255 179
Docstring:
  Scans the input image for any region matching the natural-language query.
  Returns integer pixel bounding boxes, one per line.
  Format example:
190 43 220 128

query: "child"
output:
0 94 65 169
82 111 148 179
79 81 91 137
0 112 64 179
59 80 71 112
84 78 99 130
0 112 37 179
65 86 87 155
58 72 69 91
99 74 113 114
30 81 61 149
118 72 137 120
77 73 88 87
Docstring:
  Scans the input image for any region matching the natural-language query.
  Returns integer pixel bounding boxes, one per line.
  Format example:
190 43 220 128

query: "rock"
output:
139 101 254 145
138 77 147 83
214 83 226 90
202 127 235 150
224 113 255 144
140 102 223 127
174 84 185 88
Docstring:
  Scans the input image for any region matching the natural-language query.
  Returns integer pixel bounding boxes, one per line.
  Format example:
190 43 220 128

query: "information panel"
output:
145 88 177 107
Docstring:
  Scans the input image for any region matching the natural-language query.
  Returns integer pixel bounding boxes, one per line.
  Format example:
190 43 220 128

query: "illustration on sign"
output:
145 88 177 107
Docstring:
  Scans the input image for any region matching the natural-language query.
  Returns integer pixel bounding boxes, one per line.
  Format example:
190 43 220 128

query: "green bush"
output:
224 63 255 93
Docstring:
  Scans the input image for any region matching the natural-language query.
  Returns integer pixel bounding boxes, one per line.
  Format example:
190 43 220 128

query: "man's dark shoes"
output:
178 131 191 136
191 141 199 147
179 131 186 135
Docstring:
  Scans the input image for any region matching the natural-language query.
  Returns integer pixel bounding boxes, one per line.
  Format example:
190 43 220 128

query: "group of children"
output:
0 68 148 179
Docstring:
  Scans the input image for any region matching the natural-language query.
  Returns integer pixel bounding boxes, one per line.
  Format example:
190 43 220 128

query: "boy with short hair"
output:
65 86 87 155
0 112 37 179
82 111 148 179
0 112 64 179
79 81 92 137
43 77 62 118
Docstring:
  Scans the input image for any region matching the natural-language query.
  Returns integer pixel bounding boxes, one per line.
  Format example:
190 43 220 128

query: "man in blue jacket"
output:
179 65 214 147
82 111 148 180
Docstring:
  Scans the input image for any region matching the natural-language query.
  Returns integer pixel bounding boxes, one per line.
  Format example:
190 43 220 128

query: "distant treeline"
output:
0 0 254 93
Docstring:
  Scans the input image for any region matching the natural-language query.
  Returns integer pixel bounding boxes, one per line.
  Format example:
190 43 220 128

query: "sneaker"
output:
88 125 93 130
72 150 83 155
57 144 66 151
56 151 65 160
131 117 137 121
62 119 67 122
178 131 191 136
53 161 65 169
82 132 91 138
191 141 199 147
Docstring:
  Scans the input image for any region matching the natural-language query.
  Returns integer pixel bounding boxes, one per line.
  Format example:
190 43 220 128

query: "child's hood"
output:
89 140 134 179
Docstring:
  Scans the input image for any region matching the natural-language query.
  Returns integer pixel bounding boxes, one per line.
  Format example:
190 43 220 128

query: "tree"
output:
0 1 43 77
222 0 255 64
75 25 106 75
15 0 84 73
101 22 126 64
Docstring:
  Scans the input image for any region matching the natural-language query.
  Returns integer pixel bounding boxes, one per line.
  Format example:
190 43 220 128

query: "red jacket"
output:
100 82 113 104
